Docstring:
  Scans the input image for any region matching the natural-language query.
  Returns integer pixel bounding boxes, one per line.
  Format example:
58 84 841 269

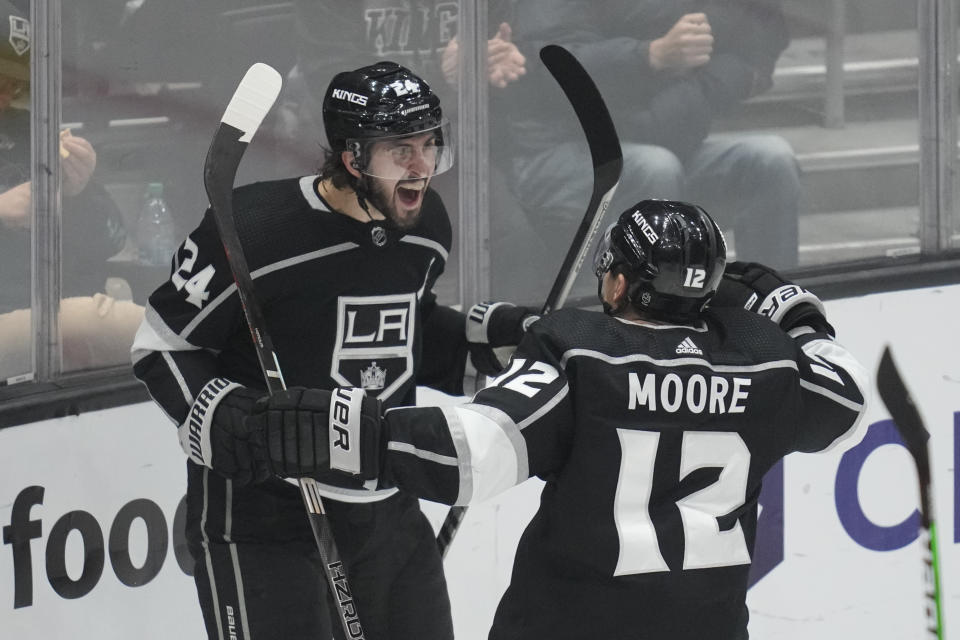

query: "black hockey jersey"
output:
132 175 467 503
382 306 868 639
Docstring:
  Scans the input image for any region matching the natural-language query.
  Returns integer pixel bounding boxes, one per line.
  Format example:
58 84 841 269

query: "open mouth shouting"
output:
396 178 428 210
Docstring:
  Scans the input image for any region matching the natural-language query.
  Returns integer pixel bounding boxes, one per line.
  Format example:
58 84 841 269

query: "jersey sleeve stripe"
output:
162 351 195 408
516 384 570 430
386 441 458 466
131 304 202 362
460 403 530 481
400 235 450 262
177 244 360 339
445 405 526 504
817 406 868 453
441 406 475 505
181 285 237 338
251 242 360 279
135 366 178 425
417 257 436 301
798 378 866 413
800 338 870 394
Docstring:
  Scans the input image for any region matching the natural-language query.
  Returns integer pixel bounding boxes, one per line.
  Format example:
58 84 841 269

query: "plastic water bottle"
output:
136 182 177 266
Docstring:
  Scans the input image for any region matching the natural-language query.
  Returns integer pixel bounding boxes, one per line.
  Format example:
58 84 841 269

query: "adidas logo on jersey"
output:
675 337 703 355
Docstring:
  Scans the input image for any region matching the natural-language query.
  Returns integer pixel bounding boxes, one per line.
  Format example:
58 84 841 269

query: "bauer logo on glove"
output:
756 283 823 326
329 387 366 475
712 261 835 336
245 386 383 482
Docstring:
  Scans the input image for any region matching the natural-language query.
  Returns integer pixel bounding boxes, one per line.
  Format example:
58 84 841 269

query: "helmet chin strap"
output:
354 175 373 220
348 142 376 220
354 173 404 232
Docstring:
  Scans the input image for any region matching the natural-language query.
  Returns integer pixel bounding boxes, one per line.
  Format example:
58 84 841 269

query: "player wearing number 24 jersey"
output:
130 62 538 640
253 199 869 639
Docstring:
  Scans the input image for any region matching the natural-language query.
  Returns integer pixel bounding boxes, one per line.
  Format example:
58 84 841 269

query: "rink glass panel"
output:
1 0 958 404
0 2 31 383
487 0 926 306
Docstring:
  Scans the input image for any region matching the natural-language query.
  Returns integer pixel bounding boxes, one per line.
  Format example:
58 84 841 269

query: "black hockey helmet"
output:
322 61 453 177
593 199 727 321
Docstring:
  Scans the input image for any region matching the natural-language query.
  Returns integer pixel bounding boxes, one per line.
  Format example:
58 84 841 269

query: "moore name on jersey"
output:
627 371 751 414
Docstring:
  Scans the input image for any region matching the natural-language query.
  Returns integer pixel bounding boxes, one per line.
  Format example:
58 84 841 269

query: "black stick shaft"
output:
204 104 366 638
876 346 944 639
436 45 623 557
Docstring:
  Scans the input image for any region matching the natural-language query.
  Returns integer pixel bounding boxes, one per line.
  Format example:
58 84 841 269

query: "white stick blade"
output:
221 63 283 143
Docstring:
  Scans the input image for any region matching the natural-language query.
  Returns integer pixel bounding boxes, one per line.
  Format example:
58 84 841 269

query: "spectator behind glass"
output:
262 1 540 302
271 0 526 176
0 0 142 379
501 0 801 298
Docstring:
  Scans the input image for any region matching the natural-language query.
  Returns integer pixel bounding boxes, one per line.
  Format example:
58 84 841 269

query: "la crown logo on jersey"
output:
332 293 416 401
675 337 703 355
360 361 386 390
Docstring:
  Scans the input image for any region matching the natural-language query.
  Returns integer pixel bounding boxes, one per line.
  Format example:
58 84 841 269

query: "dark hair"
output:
318 145 357 191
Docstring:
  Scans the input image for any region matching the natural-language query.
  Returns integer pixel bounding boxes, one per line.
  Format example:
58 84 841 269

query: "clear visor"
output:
349 121 455 180
593 223 617 279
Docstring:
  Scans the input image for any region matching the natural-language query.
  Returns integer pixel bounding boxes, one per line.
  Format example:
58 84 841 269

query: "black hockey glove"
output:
711 261 835 336
178 379 272 487
246 387 383 481
466 302 540 376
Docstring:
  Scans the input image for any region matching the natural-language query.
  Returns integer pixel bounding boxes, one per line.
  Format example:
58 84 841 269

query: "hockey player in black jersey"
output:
236 198 869 639
130 61 536 640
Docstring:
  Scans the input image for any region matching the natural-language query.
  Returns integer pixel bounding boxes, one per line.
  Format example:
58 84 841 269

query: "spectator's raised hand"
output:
60 130 96 197
441 22 526 89
441 34 460 86
487 22 525 89
649 12 713 72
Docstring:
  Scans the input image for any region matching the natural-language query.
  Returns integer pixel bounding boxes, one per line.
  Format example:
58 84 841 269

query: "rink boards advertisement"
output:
1 283 958 639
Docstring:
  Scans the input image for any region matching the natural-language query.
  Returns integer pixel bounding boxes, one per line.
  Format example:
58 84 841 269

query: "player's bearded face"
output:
364 132 438 230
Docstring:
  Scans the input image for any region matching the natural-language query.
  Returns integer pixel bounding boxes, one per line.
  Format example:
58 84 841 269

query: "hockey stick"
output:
876 345 944 639
436 45 623 557
203 63 365 640
538 44 624 314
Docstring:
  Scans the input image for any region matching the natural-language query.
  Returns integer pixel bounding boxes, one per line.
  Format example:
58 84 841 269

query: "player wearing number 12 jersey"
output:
251 199 869 639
